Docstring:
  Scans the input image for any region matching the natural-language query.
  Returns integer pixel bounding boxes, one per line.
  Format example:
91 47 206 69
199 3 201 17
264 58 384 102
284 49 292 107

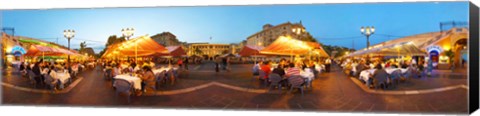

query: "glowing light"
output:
443 45 451 51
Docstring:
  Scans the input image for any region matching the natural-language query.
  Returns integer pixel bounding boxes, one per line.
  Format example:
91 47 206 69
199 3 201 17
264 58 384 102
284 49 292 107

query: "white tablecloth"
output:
153 67 178 74
114 74 142 90
359 68 408 82
87 62 95 67
54 72 71 84
385 68 408 74
359 69 375 82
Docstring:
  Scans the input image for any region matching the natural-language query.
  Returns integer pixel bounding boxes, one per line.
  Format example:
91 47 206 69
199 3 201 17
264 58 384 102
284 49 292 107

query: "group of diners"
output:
252 58 332 95
340 58 428 89
101 59 180 96
16 59 84 90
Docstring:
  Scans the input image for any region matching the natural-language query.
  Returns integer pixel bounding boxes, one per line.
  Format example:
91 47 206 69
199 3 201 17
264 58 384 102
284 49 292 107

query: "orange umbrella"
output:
24 45 76 56
102 36 169 58
260 36 329 57
156 46 187 57
238 45 264 57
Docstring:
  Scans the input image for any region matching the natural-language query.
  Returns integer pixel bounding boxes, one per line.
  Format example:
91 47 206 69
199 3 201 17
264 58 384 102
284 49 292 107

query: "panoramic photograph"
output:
0 1 471 114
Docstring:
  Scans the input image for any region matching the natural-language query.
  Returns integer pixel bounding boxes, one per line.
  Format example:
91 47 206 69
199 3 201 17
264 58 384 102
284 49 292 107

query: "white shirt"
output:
300 68 315 81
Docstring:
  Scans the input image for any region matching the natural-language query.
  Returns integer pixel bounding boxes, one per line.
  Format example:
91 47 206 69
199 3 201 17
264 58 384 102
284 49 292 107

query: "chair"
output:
268 73 283 92
155 70 166 89
113 79 133 103
402 68 413 81
165 70 176 85
43 74 58 90
372 69 388 90
27 70 37 87
389 70 402 88
258 70 269 86
288 76 305 97
104 69 113 80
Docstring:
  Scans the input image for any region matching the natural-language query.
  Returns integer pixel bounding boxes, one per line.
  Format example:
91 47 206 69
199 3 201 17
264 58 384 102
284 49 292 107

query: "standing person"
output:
177 59 183 69
32 59 43 84
130 60 137 70
222 57 227 70
215 57 220 72
325 58 332 72
260 61 271 80
427 59 433 77
184 57 189 70
225 57 231 72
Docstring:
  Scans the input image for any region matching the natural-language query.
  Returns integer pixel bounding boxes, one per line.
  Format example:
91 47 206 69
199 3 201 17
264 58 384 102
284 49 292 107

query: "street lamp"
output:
360 26 375 50
64 29 75 66
121 28 134 61
122 28 135 40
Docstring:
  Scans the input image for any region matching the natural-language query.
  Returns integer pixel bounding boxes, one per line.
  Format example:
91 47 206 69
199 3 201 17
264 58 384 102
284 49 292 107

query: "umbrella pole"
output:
135 40 138 64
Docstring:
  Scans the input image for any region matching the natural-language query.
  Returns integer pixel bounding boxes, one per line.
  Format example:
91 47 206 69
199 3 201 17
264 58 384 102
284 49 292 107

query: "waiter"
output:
325 58 332 72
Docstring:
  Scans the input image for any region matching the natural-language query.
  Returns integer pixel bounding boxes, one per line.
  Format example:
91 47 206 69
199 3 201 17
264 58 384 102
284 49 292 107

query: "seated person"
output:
371 64 389 88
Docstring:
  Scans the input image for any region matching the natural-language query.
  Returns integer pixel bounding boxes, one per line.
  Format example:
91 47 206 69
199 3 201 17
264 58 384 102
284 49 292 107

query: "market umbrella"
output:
238 45 264 57
260 36 329 57
102 35 169 58
348 42 426 57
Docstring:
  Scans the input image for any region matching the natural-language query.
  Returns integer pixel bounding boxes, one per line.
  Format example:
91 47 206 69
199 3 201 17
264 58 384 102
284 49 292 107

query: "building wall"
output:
187 43 236 58
246 22 308 47
151 32 181 46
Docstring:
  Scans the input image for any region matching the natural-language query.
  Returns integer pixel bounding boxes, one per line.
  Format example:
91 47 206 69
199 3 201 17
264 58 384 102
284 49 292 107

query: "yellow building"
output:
246 21 310 47
187 43 237 60
366 27 468 69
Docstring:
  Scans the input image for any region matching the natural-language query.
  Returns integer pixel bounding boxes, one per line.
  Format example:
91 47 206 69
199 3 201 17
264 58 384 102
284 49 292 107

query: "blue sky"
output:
1 1 469 53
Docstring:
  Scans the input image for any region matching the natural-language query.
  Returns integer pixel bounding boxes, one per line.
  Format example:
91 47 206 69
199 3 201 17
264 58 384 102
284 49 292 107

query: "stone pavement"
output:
1 63 469 114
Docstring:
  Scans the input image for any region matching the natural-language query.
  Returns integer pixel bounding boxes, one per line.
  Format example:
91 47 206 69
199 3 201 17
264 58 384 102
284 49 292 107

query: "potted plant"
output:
444 49 455 72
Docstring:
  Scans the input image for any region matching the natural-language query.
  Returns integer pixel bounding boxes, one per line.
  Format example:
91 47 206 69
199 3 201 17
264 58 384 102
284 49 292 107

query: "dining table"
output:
359 68 408 82
54 71 71 89
114 74 142 90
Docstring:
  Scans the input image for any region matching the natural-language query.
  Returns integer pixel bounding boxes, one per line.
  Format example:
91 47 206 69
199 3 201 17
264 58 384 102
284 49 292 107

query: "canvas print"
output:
0 1 471 114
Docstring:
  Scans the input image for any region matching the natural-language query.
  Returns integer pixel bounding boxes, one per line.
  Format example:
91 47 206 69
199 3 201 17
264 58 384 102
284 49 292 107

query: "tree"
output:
79 41 87 53
98 35 127 57
444 49 455 70
302 32 318 43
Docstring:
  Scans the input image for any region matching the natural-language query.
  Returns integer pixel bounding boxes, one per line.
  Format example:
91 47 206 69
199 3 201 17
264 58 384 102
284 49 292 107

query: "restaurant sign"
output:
11 45 26 56
426 45 442 54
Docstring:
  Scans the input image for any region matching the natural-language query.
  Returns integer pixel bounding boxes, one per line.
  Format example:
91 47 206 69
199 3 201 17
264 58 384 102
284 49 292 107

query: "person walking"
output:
184 57 189 70
215 57 220 72
325 58 332 72
427 59 433 77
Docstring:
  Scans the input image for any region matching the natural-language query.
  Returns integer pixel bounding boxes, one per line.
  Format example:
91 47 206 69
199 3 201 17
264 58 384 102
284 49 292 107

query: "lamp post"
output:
360 26 375 50
63 29 75 66
360 26 374 62
121 28 135 40
121 28 134 61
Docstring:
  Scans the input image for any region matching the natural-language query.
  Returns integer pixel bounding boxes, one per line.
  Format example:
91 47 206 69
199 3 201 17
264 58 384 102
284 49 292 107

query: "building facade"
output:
246 21 310 47
151 32 182 46
187 43 237 60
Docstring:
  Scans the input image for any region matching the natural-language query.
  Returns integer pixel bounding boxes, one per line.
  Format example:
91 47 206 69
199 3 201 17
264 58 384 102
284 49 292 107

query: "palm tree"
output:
444 49 455 71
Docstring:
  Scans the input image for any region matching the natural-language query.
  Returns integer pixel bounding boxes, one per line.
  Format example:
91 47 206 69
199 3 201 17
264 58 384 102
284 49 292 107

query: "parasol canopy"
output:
259 36 329 57
238 45 264 57
347 41 426 57
157 46 187 57
24 45 78 56
102 36 169 58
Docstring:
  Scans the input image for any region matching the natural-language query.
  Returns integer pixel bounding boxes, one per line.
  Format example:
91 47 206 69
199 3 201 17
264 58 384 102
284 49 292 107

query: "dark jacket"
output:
272 68 285 77
32 63 41 76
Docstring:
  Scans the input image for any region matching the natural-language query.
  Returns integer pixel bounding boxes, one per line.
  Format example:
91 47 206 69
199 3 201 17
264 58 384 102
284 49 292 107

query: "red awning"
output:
157 46 187 57
238 45 264 57
24 45 77 56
